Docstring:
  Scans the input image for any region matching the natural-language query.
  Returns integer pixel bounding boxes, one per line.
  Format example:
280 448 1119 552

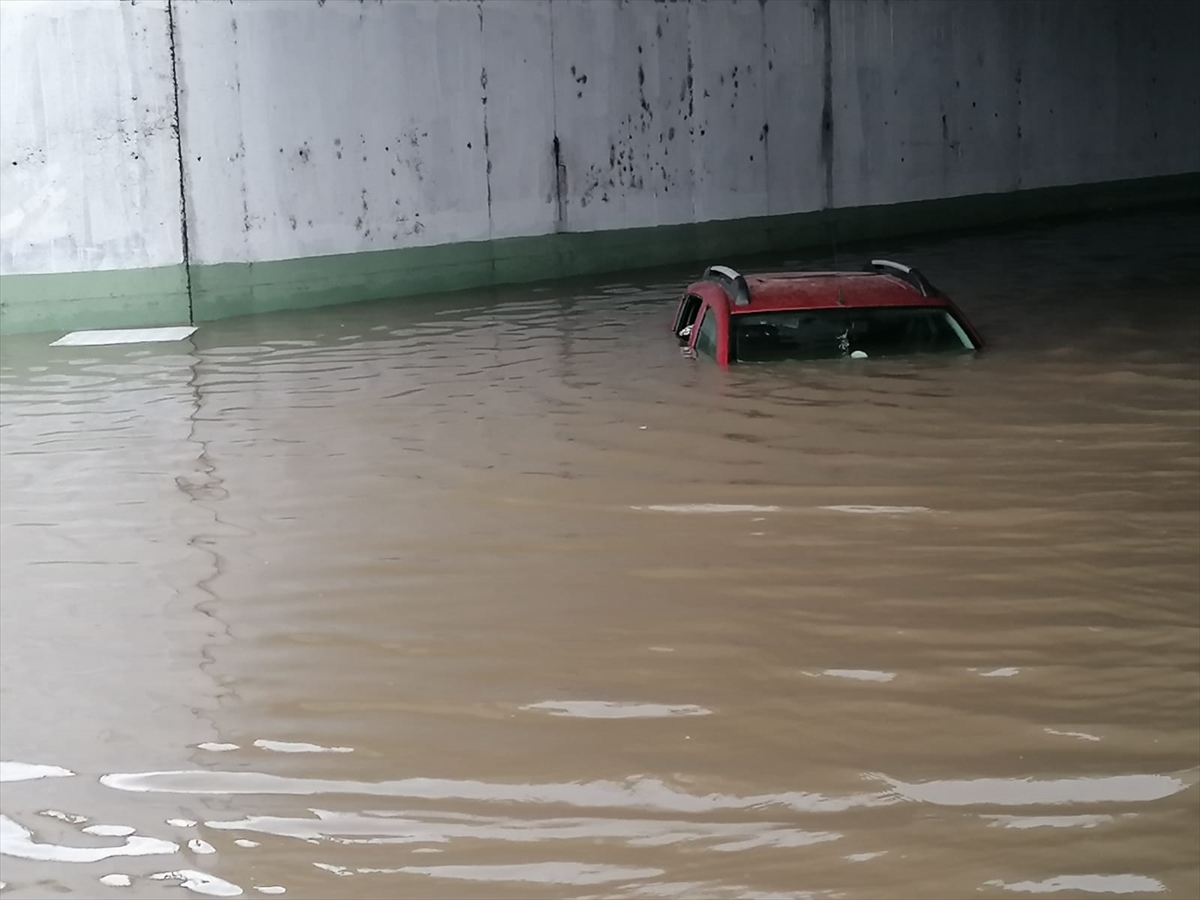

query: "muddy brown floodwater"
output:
1 209 1198 900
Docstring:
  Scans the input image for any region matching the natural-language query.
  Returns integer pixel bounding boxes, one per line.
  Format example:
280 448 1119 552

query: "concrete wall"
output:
172 0 1200 268
831 0 1200 208
0 0 183 276
174 0 493 266
2 0 1198 331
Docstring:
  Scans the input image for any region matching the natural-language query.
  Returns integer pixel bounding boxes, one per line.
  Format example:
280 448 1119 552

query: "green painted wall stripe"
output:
0 265 190 335
2 172 1197 336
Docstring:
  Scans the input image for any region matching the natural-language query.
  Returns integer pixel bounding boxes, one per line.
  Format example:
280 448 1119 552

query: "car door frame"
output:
672 292 704 344
685 286 731 365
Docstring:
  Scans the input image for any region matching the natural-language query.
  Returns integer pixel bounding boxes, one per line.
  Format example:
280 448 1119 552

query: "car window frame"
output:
729 304 979 363
691 305 720 359
673 293 704 343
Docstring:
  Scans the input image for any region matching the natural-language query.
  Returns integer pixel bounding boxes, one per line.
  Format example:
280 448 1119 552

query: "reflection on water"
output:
1 210 1199 898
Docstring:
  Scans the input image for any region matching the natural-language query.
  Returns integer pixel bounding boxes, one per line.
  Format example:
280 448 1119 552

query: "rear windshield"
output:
732 307 976 362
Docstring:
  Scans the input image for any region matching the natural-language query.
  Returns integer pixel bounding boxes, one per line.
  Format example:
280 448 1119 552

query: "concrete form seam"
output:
166 0 193 321
549 0 565 232
760 2 770 222
479 0 494 262
819 0 836 256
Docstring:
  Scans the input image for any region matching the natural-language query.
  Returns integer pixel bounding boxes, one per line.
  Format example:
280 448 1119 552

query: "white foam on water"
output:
50 326 197 347
1044 728 1102 742
253 740 353 754
150 870 243 897
820 505 931 514
815 669 896 683
103 770 894 814
983 874 1164 894
631 504 781 514
83 825 136 837
100 874 133 887
197 743 239 753
877 773 1190 807
403 862 667 885
982 814 1117 830
313 863 351 876
0 761 74 782
521 701 712 719
0 814 178 862
204 809 844 853
314 861 665 886
41 810 87 824
844 851 888 862
979 667 1021 677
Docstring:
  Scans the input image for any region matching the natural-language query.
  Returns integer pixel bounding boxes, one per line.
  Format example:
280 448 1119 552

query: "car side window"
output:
674 294 703 343
693 308 718 358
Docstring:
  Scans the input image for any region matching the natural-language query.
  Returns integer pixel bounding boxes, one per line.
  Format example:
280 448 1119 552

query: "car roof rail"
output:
702 265 751 306
865 259 937 297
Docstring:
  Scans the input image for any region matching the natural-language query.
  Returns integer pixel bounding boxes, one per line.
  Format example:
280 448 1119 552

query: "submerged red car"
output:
672 260 984 364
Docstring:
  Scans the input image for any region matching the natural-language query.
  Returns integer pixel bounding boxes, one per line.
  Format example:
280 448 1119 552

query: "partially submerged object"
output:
672 260 984 365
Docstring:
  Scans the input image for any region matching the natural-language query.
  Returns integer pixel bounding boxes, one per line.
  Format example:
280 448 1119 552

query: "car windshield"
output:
732 306 976 362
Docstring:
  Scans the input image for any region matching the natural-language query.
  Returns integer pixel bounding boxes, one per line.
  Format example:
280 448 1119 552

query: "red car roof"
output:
731 272 946 312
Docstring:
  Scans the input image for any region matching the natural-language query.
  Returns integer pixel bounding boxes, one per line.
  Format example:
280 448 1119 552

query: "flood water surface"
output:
2 210 1199 898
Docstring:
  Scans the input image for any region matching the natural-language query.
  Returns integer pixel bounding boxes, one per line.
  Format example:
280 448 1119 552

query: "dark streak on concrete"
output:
548 0 565 230
1015 66 1023 183
479 1 493 236
686 48 694 119
553 135 567 227
818 0 834 211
